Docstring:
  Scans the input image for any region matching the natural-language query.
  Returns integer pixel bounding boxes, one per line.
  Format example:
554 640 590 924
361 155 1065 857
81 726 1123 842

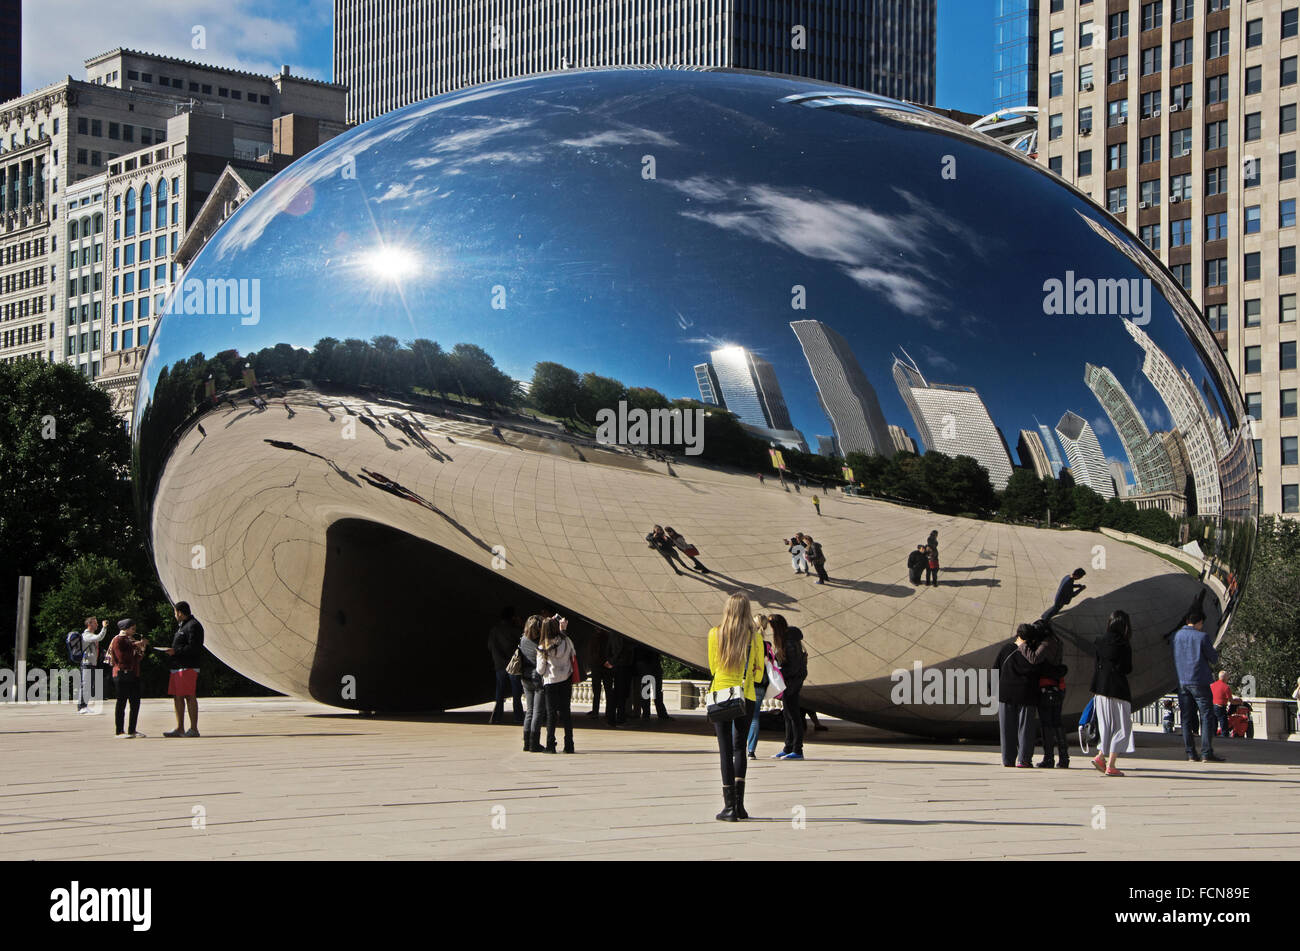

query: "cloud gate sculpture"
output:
133 69 1255 737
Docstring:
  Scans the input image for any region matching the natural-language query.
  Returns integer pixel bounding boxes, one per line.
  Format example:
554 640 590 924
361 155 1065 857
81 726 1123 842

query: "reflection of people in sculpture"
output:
645 525 688 576
663 527 708 573
1041 568 1086 619
487 606 523 726
786 537 809 575
632 643 672 721
907 544 926 586
586 628 615 720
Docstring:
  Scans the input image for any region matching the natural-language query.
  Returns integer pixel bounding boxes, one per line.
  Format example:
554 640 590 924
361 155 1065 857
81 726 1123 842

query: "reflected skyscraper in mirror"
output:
791 319 894 458
1055 411 1115 498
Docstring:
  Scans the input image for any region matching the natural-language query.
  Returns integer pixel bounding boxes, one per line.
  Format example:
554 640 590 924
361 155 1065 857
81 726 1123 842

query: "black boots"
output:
526 731 544 752
523 730 530 752
716 785 737 821
734 778 748 820
563 738 575 754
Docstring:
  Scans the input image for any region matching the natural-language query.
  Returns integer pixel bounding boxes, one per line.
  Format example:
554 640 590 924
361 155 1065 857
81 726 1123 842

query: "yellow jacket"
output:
707 626 764 701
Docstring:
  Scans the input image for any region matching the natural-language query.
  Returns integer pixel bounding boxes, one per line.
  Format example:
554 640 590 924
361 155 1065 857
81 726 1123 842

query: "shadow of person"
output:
824 578 915 597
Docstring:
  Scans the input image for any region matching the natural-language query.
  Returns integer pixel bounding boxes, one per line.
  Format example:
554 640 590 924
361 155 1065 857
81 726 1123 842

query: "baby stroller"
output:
1078 697 1100 754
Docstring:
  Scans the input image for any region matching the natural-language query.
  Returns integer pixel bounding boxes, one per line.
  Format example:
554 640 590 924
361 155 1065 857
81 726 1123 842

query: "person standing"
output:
927 531 939 559
786 537 809 575
633 644 671 721
1090 610 1135 776
804 535 829 584
769 615 808 760
78 616 109 713
1026 620 1069 768
107 619 148 738
996 624 1041 767
924 544 939 587
606 630 636 726
664 527 709 573
746 623 775 760
907 545 926 586
646 525 687 576
536 616 576 753
519 615 548 752
1210 670 1233 740
487 606 524 725
707 592 764 821
163 602 204 738
811 494 821 517
1042 568 1087 620
1173 609 1225 762
586 628 615 720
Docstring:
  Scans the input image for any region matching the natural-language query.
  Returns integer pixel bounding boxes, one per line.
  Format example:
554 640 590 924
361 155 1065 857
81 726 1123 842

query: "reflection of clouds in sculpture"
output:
558 126 680 148
668 178 986 322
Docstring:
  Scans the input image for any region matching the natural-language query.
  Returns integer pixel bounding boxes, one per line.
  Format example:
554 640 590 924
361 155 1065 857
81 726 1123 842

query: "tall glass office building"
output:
335 0 938 123
992 0 1038 110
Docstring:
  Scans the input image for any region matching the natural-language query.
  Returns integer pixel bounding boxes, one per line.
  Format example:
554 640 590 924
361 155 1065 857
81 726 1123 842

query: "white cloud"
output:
22 0 329 91
1091 416 1113 437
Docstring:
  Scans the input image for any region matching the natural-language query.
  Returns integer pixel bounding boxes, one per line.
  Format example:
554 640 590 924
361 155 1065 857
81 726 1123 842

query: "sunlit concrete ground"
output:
2 697 1297 860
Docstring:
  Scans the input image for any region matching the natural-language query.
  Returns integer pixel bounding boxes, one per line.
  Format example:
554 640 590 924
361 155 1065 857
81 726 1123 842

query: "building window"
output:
1245 18 1263 47
1283 152 1298 182
1245 112 1263 141
1246 392 1263 419
1108 100 1129 126
1245 205 1262 234
1079 105 1094 132
1109 142 1128 170
1170 128 1193 159
1142 1 1163 31
1207 258 1229 287
1206 120 1227 151
1286 8 1300 40
1140 178 1161 205
1142 90 1162 117
1245 299 1262 328
1107 186 1128 213
1171 82 1193 108
1206 166 1227 196
1141 134 1161 164
1206 74 1229 104
1283 104 1298 135
1284 57 1299 88
1080 64 1094 90
1078 150 1093 176
1049 71 1064 98
1245 66 1263 96
1142 47 1161 76
1206 303 1228 331
1245 345 1262 374
1244 252 1261 281
1283 293 1298 323
1171 217 1192 247
1077 22 1091 49
1172 38 1193 69
1172 0 1193 23
124 188 135 237
1206 28 1229 60
1141 223 1161 249
1206 212 1227 241
1283 341 1298 372
1109 55 1129 85
1049 155 1064 175
1049 113 1064 140
1283 389 1299 419
1285 486 1300 514
1283 246 1298 276
1109 10 1129 40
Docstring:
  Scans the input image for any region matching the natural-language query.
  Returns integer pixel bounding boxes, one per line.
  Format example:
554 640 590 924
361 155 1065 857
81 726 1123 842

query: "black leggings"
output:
114 672 141 735
782 680 805 754
544 681 574 747
713 700 755 786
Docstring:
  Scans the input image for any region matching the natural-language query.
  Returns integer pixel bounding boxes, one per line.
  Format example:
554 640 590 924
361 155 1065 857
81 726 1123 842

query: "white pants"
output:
791 553 808 572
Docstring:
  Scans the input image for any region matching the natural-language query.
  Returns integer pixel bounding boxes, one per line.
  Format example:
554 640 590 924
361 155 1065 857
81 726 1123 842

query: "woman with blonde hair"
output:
536 615 577 753
707 592 764 821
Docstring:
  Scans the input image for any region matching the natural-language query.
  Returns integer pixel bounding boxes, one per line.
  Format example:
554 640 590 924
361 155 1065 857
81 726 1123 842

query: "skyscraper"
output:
993 0 1039 110
334 0 938 123
1083 361 1175 495
1055 410 1116 498
705 345 807 452
888 424 918 455
1036 420 1066 478
1036 0 1293 518
790 319 894 458
1016 428 1054 479
0 0 18 103
694 362 723 407
1123 319 1223 517
891 350 1014 489
1110 460 1130 498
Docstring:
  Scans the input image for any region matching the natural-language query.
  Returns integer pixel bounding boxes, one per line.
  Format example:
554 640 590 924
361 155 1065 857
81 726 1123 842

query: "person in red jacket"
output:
1210 670 1234 739
108 619 149 738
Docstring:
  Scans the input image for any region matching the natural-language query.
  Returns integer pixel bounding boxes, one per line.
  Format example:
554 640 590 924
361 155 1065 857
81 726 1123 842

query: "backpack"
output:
66 631 84 666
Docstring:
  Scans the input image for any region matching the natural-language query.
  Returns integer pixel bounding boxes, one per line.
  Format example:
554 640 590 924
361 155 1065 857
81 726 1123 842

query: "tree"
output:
576 372 627 425
0 361 142 649
1070 485 1105 530
528 362 582 419
1219 517 1300 697
1050 469 1076 524
1000 468 1049 521
624 386 671 414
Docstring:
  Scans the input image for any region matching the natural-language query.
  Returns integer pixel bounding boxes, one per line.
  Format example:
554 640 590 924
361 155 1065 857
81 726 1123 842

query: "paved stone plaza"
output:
2 698 1297 860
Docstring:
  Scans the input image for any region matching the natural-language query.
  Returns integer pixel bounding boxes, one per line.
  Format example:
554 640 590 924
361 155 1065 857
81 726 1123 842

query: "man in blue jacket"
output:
1173 609 1225 763
1041 569 1086 620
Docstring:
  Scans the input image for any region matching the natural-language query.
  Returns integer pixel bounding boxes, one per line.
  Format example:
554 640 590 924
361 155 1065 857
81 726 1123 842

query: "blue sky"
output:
27 1 999 115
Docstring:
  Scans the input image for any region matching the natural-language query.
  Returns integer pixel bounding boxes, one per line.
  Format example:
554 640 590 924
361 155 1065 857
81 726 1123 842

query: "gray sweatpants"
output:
999 701 1038 766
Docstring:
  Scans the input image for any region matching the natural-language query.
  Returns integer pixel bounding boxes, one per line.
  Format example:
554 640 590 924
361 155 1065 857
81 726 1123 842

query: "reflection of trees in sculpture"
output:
844 449 997 515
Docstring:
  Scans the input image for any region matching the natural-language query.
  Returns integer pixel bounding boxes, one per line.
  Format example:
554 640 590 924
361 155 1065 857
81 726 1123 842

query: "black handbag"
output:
705 638 752 723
